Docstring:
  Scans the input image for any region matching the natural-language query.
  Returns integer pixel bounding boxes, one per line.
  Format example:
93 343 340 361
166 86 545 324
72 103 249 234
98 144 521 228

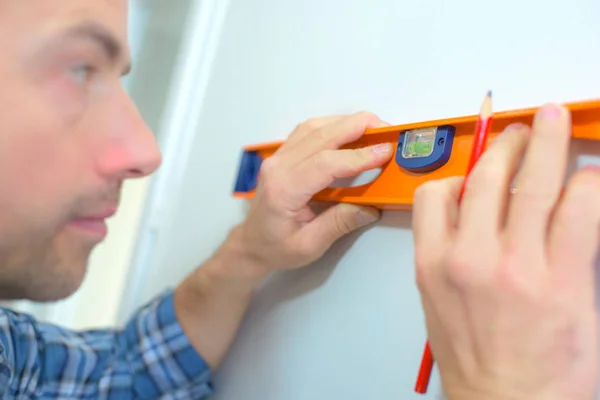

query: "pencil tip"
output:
487 90 492 98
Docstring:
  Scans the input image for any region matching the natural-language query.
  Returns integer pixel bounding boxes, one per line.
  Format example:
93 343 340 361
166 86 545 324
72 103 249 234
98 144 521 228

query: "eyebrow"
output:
60 21 132 76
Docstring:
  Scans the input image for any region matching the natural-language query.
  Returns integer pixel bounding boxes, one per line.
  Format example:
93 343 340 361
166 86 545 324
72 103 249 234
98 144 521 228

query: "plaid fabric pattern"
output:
0 290 213 399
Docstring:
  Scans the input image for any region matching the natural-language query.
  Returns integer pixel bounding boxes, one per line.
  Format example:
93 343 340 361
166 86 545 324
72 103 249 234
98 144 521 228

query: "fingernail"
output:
373 143 393 154
357 208 380 224
372 122 389 129
538 103 563 119
504 122 526 132
582 164 600 173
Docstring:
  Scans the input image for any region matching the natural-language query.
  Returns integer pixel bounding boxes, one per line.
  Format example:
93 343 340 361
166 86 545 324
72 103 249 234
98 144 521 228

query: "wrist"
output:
446 389 526 400
189 224 270 296
173 226 269 370
444 382 545 400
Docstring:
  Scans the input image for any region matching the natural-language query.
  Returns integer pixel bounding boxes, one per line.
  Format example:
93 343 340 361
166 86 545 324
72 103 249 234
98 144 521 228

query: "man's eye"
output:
67 65 93 85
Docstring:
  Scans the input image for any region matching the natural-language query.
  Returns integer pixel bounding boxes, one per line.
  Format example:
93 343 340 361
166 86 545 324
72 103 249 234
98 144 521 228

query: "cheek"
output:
42 72 88 121
0 85 89 223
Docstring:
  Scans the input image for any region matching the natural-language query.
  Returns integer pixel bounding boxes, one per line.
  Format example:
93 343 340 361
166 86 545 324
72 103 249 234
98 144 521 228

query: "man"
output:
0 1 598 400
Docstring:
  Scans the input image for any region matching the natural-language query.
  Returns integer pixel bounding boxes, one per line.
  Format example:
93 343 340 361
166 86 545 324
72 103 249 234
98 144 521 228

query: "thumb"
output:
298 203 380 254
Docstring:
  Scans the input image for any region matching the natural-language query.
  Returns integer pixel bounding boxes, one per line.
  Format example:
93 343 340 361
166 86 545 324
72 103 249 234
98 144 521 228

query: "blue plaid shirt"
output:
0 290 213 399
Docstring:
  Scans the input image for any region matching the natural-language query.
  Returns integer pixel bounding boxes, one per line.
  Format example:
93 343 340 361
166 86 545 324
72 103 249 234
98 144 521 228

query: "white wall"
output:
121 0 600 399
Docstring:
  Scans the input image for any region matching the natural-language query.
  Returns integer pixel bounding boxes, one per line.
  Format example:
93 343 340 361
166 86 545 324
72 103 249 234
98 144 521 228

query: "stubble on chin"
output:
0 225 94 302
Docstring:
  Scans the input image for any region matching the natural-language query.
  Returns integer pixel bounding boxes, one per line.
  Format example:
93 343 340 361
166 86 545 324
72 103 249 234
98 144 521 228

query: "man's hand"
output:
413 103 600 400
175 111 393 370
229 111 394 281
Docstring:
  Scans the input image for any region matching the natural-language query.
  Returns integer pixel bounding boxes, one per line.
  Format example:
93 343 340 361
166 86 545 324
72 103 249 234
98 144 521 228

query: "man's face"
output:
0 1 161 301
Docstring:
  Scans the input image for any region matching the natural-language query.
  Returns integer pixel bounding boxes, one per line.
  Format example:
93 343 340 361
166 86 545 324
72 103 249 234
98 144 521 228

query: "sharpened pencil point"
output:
487 90 492 98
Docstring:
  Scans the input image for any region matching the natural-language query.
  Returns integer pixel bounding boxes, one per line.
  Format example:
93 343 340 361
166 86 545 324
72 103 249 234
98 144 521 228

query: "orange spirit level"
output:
232 99 600 210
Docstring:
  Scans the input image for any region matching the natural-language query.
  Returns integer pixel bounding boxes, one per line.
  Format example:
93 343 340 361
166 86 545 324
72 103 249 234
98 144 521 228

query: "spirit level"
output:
233 99 600 211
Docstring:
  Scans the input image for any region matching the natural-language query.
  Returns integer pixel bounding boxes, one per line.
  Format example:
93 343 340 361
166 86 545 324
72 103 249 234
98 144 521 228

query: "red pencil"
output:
414 90 494 394
460 91 494 199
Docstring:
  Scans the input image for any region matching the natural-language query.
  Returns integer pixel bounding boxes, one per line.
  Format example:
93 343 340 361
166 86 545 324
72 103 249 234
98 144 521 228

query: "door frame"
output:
117 0 232 324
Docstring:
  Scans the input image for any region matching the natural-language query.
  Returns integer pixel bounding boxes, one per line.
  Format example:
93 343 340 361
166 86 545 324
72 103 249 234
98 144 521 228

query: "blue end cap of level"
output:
234 150 262 193
395 125 455 173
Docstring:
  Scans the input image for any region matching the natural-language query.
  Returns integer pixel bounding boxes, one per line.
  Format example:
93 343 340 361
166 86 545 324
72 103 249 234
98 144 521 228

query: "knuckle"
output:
502 122 530 134
290 123 305 138
300 117 321 132
445 246 481 290
515 186 557 210
354 110 379 123
289 238 314 261
414 181 435 199
301 125 329 144
558 170 600 220
261 178 283 207
496 257 524 284
412 186 429 211
312 150 332 171
414 180 445 204
467 163 505 189
495 255 545 303
332 207 355 235
413 182 437 215
314 126 329 142
556 196 586 223
258 159 289 208
414 248 435 293
355 146 373 161
567 169 600 198
259 156 280 178
348 148 373 171
414 263 428 293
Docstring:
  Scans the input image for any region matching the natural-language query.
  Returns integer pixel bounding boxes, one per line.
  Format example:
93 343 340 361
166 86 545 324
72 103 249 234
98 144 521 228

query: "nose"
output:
96 89 162 180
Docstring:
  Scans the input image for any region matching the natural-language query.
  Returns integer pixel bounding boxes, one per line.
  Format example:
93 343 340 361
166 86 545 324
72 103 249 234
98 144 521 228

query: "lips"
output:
69 218 108 236
81 208 117 220
68 207 117 237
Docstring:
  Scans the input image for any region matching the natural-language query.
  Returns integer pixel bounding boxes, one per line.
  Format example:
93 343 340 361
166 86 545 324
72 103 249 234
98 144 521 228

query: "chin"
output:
0 270 86 303
31 279 85 302
33 233 98 301
22 250 91 303
24 269 87 302
0 225 96 302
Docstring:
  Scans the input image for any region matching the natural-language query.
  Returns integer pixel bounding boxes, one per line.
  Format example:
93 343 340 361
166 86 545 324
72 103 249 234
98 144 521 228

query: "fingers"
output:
547 166 600 299
412 176 464 278
257 111 390 214
278 115 345 153
505 103 572 249
457 123 530 238
282 111 388 168
289 142 394 207
296 203 380 257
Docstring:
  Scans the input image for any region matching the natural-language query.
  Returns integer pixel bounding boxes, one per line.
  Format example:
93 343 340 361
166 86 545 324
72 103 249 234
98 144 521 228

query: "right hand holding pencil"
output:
412 102 600 400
